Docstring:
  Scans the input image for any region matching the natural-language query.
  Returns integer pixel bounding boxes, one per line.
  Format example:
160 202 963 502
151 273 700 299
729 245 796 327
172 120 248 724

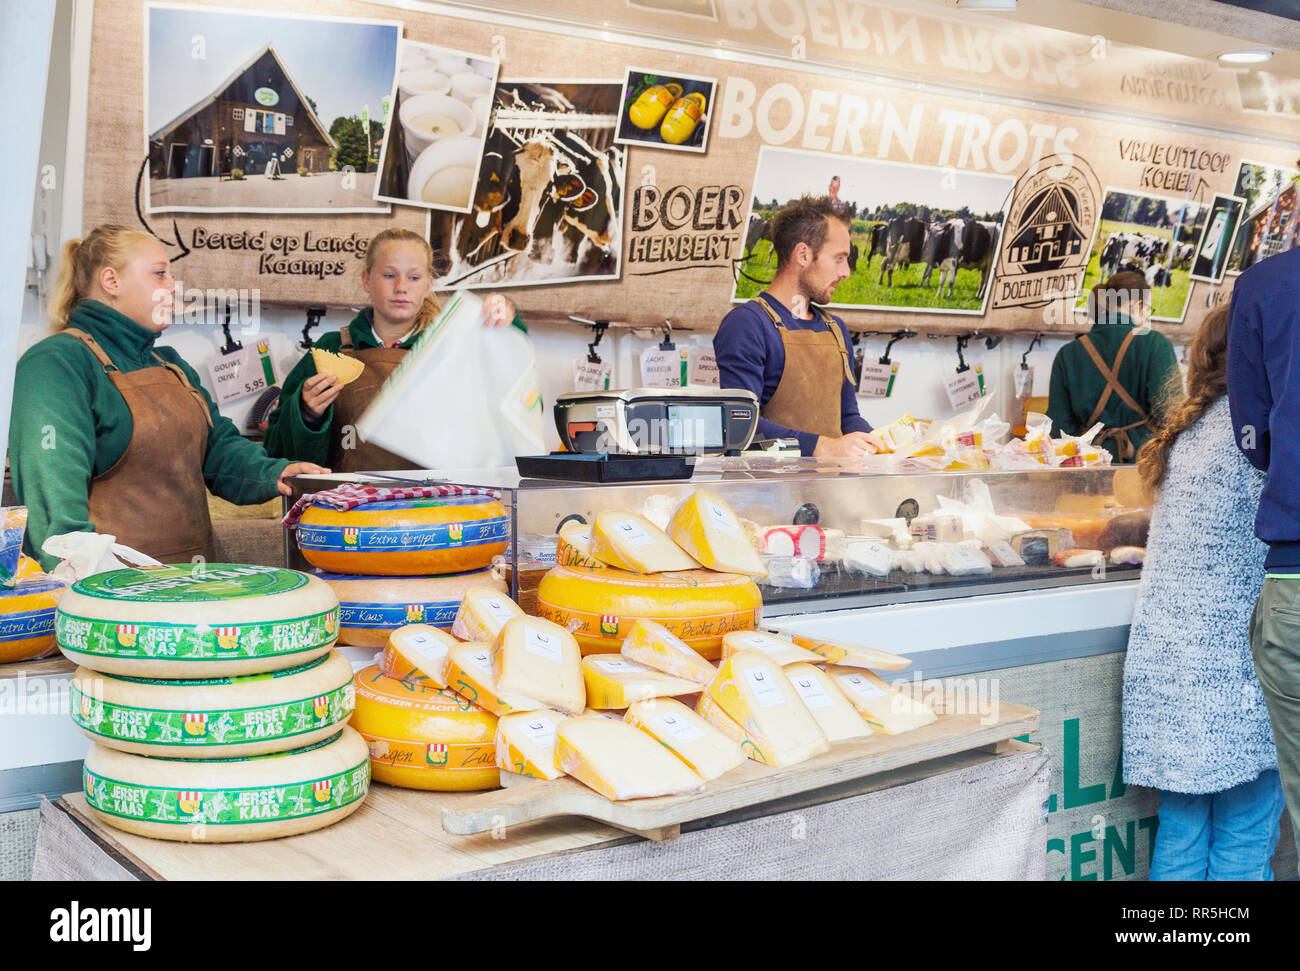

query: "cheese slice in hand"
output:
624 698 746 780
581 654 701 710
668 490 766 577
785 633 911 671
589 510 700 573
620 619 716 685
555 716 705 801
783 662 872 742
721 630 821 666
825 665 937 735
451 587 523 642
492 617 585 715
495 710 567 780
380 624 458 687
311 347 365 384
444 643 546 717
704 650 829 768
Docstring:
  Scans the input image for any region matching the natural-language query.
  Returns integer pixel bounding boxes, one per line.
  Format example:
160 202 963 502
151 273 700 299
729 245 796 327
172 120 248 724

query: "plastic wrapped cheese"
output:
620 619 716 685
589 511 699 573
491 617 585 715
451 587 523 642
825 666 938 735
624 698 746 780
704 650 829 768
581 655 699 710
783 663 873 742
720 630 821 666
554 716 705 800
844 540 894 577
937 544 993 576
756 525 844 561
760 556 820 589
668 489 766 577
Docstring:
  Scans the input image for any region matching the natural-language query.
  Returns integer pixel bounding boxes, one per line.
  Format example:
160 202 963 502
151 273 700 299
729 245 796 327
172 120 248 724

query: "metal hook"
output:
880 329 917 365
659 318 675 351
955 333 973 373
1020 332 1044 370
219 299 242 355
299 306 327 350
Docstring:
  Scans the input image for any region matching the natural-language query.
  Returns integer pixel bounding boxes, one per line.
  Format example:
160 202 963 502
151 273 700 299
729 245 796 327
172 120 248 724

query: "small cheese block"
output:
379 624 459 687
667 490 766 577
786 633 911 671
620 619 716 685
556 522 605 569
443 643 547 717
757 525 827 560
624 698 746 781
588 510 700 574
581 654 701 710
495 710 567 780
783 663 873 742
721 630 821 666
554 716 705 801
491 617 585 715
704 650 829 768
1109 545 1145 566
451 587 523 642
1053 548 1104 569
695 693 773 765
825 666 938 735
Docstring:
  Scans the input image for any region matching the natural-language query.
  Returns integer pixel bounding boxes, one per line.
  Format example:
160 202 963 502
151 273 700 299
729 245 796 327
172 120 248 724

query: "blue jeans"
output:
1149 770 1285 880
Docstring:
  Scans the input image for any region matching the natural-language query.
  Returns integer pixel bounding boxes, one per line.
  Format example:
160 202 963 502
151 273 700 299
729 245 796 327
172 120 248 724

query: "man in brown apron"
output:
714 196 881 458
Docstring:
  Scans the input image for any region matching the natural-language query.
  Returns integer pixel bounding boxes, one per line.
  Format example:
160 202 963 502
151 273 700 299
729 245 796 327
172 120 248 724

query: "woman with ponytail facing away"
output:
1121 305 1283 880
264 229 525 473
8 225 327 568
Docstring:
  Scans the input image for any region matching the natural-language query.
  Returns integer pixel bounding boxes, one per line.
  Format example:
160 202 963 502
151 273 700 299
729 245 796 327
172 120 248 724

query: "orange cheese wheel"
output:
0 575 66 664
535 564 762 659
349 665 499 791
314 568 504 647
296 496 509 576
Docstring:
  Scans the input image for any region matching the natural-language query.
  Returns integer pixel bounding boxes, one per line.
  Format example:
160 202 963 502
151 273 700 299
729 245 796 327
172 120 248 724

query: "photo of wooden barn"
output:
148 44 335 181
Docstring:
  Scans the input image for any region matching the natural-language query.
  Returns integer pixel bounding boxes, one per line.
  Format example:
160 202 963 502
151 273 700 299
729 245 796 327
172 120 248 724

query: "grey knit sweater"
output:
1122 396 1276 793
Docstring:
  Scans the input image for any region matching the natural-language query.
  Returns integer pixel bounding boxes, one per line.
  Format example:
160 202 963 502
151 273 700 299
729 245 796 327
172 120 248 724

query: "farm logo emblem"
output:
116 624 139 648
446 524 464 542
426 743 449 766
312 695 330 720
405 604 425 623
177 791 203 816
215 627 240 652
343 528 359 547
600 615 620 637
183 713 208 737
313 779 332 803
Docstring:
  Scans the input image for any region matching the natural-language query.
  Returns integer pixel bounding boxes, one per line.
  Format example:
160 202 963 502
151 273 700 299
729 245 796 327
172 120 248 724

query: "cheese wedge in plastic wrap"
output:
783 662 873 742
495 710 567 780
554 716 705 800
492 617 585 715
444 643 547 717
581 655 701 709
696 692 776 766
721 630 821 666
556 522 605 569
624 698 746 780
588 511 700 573
620 619 716 685
667 490 766 577
379 624 459 686
785 633 911 671
704 650 829 768
451 587 523 642
825 666 938 735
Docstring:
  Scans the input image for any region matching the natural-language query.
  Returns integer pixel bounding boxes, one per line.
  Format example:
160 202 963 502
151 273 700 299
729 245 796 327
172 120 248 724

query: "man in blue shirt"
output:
715 196 881 458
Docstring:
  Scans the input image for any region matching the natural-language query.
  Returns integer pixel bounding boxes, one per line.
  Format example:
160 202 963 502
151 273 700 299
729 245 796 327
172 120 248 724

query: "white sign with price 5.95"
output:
205 345 277 405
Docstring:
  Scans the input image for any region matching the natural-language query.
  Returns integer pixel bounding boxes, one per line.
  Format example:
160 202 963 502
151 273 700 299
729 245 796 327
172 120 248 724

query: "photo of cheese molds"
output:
614 68 716 155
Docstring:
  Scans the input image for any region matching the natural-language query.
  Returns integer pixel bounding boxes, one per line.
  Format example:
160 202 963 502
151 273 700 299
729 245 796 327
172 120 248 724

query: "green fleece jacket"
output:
263 308 526 466
9 300 290 569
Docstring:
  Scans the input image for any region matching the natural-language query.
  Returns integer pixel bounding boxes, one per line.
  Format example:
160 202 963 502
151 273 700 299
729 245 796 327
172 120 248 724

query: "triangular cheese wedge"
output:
444 643 546 717
620 619 716 685
589 510 700 573
581 654 701 709
783 663 872 742
451 587 523 642
824 666 937 735
704 650 829 768
495 710 568 780
311 347 365 384
555 716 705 800
625 698 745 780
557 522 606 569
695 693 772 765
668 489 766 577
785 633 911 671
721 630 821 666
380 624 457 687
492 617 585 715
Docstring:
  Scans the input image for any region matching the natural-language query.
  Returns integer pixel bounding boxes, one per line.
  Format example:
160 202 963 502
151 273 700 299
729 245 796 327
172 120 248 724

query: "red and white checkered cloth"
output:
282 483 501 530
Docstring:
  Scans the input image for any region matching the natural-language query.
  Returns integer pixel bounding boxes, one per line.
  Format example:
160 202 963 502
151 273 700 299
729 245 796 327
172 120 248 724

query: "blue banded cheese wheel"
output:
0 575 66 664
70 651 356 758
55 564 338 678
82 727 370 843
295 496 510 576
314 569 504 647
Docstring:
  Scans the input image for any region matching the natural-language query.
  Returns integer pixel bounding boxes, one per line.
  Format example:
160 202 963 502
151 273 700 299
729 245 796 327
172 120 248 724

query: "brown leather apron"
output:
1078 330 1155 463
329 324 420 473
65 328 217 564
750 295 855 440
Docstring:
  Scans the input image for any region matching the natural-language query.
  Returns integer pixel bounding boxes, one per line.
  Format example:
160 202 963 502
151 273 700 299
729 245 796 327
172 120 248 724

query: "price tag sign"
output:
943 368 983 411
573 358 612 391
205 343 277 405
858 361 899 398
688 346 720 386
639 347 683 388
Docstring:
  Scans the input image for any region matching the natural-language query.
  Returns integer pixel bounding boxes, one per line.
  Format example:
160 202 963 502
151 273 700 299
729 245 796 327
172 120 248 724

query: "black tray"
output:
515 452 695 483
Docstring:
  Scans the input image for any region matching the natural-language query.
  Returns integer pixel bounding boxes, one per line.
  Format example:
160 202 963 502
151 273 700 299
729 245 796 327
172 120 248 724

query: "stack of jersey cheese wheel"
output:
58 562 369 843
0 574 68 664
295 494 510 647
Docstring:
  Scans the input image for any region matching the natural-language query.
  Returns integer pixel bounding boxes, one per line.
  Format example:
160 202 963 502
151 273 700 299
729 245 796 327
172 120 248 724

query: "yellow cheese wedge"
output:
825 666 938 735
311 347 366 384
495 710 568 780
581 654 701 710
379 624 459 687
443 643 546 717
620 618 716 685
668 489 766 577
491 617 585 715
785 633 911 671
589 510 700 573
783 662 873 742
624 698 746 780
705 650 829 768
555 716 705 800
721 630 821 666
451 587 523 642
695 693 772 764
556 522 606 569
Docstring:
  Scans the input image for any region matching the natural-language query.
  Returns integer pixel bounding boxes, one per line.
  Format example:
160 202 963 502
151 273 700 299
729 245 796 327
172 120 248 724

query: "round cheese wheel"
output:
296 496 509 576
55 564 339 678
71 651 356 758
350 665 498 791
535 564 763 659
0 575 66 664
314 568 504 647
82 726 370 843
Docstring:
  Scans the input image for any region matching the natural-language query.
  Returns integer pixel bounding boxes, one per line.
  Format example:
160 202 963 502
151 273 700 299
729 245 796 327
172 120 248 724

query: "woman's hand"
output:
482 293 516 328
301 372 341 421
277 462 331 496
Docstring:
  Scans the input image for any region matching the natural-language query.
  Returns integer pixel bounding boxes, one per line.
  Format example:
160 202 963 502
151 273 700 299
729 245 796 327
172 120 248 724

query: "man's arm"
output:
1227 281 1271 471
